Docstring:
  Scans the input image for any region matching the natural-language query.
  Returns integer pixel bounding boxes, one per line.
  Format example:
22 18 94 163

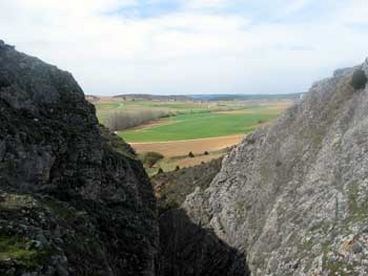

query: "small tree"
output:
188 151 195 158
142 152 164 168
351 69 367 90
204 151 209 155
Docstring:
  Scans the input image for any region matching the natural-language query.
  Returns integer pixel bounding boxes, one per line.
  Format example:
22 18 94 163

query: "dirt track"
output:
131 134 243 157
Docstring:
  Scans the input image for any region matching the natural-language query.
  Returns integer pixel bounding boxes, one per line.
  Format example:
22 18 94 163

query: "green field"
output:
92 97 291 143
91 96 292 173
95 99 247 124
119 108 280 142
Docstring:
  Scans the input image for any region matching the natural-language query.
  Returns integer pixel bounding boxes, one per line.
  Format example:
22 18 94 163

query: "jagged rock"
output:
183 59 368 275
0 41 158 275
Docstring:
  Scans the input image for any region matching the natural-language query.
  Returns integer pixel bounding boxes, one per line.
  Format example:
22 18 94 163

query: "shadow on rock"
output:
158 208 250 276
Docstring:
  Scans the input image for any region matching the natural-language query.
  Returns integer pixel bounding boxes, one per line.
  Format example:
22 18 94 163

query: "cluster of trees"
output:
105 109 174 131
104 106 243 132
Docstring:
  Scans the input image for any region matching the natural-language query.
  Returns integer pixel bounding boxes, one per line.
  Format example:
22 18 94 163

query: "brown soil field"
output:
131 134 243 157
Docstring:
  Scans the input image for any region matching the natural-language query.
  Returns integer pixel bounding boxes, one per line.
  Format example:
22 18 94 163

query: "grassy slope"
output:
119 106 280 142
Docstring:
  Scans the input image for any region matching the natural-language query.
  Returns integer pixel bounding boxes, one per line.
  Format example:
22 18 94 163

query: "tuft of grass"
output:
0 235 47 267
346 182 368 222
0 194 38 210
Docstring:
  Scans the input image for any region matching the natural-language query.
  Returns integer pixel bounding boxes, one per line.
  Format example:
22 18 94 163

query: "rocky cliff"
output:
183 60 368 275
3 39 368 276
0 41 158 275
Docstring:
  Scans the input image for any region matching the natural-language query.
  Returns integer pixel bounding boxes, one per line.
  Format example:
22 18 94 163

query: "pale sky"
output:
1 0 368 95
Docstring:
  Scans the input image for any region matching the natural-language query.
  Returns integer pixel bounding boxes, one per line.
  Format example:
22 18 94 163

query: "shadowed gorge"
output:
158 209 249 276
154 158 250 275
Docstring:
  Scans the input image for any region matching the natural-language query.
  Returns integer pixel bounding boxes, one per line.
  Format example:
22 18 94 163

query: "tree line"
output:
105 109 174 131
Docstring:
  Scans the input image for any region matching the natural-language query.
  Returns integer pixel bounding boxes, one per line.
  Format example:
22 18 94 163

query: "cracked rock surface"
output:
183 60 368 275
0 40 158 276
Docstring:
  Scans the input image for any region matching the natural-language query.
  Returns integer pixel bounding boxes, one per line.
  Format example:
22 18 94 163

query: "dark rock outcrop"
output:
0 41 158 275
183 60 368 275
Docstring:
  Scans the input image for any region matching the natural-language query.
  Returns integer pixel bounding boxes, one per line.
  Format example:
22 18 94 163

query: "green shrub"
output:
188 152 195 158
351 69 367 90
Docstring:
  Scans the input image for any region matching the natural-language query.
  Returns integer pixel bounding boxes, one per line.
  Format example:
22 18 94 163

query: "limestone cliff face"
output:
184 60 368 275
0 41 157 275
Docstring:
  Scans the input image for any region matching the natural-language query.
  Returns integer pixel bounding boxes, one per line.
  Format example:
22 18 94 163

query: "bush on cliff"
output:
351 69 367 90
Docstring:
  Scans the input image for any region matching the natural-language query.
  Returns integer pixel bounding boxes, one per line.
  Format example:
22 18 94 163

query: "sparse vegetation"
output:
151 158 223 214
0 235 47 268
140 151 164 168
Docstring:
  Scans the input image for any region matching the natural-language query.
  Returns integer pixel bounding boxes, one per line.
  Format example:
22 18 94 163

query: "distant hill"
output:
113 93 192 101
111 93 304 102
190 93 305 101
